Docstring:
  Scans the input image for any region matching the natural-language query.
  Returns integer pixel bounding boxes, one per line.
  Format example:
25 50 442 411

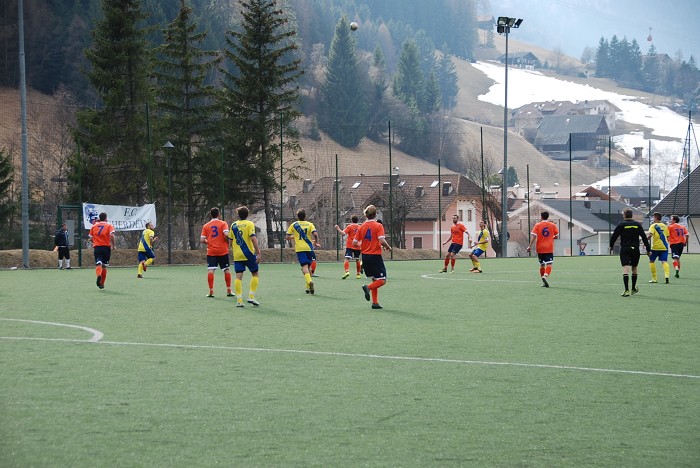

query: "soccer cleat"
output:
665 278 669 284
236 302 244 308
675 271 679 278
469 267 478 272
472 269 482 273
96 276 102 289
621 290 630 297
648 279 657 283
438 268 447 273
308 281 315 295
356 274 361 279
311 273 319 278
59 266 64 270
247 298 260 307
142 262 147 272
450 269 454 273
541 275 549 288
137 274 143 278
342 272 350 279
227 291 235 297
206 291 214 297
362 285 370 301
305 289 310 294
371 303 383 309
66 267 71 270
631 287 639 295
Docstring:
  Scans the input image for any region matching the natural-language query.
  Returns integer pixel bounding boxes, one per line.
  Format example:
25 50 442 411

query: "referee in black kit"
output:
609 209 651 296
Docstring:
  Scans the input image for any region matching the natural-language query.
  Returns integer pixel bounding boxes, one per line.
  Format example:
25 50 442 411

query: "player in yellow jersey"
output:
647 212 670 284
228 206 261 307
286 209 320 294
469 221 490 273
137 222 158 278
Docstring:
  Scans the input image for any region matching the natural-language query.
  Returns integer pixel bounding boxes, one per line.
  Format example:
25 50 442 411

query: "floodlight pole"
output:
496 16 523 258
163 141 174 264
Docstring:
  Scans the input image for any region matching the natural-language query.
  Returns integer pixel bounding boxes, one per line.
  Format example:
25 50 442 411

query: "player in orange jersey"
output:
667 215 688 278
88 212 115 289
354 205 392 309
335 215 362 279
439 214 470 273
200 207 232 297
526 211 559 288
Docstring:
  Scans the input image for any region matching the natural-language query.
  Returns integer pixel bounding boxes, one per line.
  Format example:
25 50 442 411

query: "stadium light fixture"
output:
163 141 174 264
494 16 523 258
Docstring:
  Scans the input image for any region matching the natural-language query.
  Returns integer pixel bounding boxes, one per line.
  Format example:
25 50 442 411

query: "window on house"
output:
413 237 423 249
458 210 463 221
468 209 473 222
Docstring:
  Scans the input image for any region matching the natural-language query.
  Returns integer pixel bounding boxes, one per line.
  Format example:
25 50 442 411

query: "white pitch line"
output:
1 335 698 380
0 318 104 342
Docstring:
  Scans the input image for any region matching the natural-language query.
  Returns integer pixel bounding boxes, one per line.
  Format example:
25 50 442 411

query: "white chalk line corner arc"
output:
0 318 104 342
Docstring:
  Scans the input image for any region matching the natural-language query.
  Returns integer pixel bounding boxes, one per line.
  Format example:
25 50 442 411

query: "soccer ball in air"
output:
350 22 358 31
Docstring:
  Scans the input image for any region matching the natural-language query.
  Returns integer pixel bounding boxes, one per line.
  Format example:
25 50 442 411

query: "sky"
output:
489 0 700 62
471 61 697 190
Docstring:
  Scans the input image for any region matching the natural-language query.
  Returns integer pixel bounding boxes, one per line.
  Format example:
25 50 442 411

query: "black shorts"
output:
344 248 361 260
94 246 111 266
670 243 685 258
207 254 230 270
447 243 463 254
619 245 641 267
57 246 70 260
361 253 387 280
537 253 554 265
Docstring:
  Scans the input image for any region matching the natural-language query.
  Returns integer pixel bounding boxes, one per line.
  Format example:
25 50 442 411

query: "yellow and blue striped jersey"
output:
287 221 316 252
648 222 669 251
229 219 257 262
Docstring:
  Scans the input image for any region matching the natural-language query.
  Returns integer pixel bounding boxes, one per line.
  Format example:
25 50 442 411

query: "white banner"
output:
82 203 157 231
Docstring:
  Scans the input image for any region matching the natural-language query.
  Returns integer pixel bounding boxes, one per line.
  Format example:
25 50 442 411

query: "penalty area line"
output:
1 335 698 381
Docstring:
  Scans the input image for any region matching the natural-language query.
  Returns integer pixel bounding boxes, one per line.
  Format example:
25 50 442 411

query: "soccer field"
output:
1 255 699 466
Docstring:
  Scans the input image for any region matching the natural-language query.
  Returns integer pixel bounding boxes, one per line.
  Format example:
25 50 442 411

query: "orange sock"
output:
95 265 103 278
311 260 317 274
444 257 449 268
539 266 545 276
545 265 552 276
450 258 455 269
356 261 361 274
224 270 232 288
368 279 385 290
371 288 378 303
207 271 214 289
344 259 349 272
101 269 107 284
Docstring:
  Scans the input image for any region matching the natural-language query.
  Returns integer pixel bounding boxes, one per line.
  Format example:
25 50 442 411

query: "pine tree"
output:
154 0 222 249
366 45 390 140
437 45 459 110
72 0 152 205
595 37 609 78
0 149 17 248
641 43 660 91
319 16 369 147
221 0 304 248
393 39 425 110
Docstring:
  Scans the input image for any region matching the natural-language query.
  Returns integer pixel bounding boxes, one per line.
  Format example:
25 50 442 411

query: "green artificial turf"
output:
1 255 698 466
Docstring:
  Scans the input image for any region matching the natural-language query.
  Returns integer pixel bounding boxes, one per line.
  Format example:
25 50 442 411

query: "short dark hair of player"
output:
99 212 107 221
623 209 633 219
351 215 359 223
364 205 377 219
146 222 154 229
540 211 549 220
652 212 662 221
210 207 220 218
237 206 249 220
671 215 680 223
296 209 306 221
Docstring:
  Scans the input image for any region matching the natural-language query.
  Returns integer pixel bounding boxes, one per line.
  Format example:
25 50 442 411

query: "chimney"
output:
584 200 591 209
383 182 390 191
415 186 424 198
